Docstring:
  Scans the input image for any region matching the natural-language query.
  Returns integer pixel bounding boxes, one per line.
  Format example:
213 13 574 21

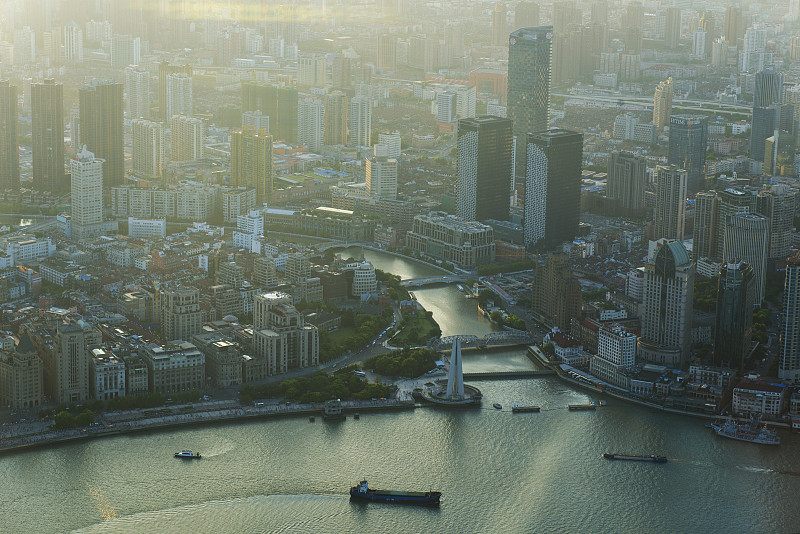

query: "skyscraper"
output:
653 165 687 241
757 184 798 262
667 114 707 192
64 21 83 61
324 91 348 146
723 212 769 304
524 129 583 249
590 0 608 25
165 73 192 119
780 252 800 383
552 1 581 35
456 116 513 222
31 79 65 193
753 65 783 107
639 240 694 368
724 5 744 45
693 191 719 260
508 26 552 177
158 62 192 120
298 97 325 153
111 34 140 67
491 3 507 47
0 80 20 191
514 2 540 30
170 115 205 162
131 119 164 179
376 34 397 72
366 156 398 200
652 77 673 130
530 252 582 331
606 152 646 213
241 82 297 143
124 65 150 119
751 66 784 163
231 127 273 204
714 261 755 370
349 97 371 147
664 7 681 49
70 146 104 240
79 80 124 188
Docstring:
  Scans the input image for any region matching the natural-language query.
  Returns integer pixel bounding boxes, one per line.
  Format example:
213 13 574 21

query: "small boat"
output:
512 405 541 413
603 453 667 463
349 480 441 505
493 403 502 410
174 450 201 459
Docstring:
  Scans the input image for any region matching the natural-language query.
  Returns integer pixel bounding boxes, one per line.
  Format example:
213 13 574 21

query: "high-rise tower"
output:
714 261 755 370
0 80 20 191
653 165 687 241
32 79 65 192
124 65 150 119
231 127 273 204
667 114 707 192
79 80 124 188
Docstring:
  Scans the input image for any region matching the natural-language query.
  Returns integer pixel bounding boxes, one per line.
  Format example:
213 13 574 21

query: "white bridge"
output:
400 274 469 288
432 331 535 351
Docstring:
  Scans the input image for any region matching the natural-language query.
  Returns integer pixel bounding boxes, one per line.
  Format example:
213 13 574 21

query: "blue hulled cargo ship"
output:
349 480 441 505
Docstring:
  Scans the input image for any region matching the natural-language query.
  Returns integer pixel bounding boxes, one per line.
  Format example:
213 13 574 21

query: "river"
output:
1 246 798 533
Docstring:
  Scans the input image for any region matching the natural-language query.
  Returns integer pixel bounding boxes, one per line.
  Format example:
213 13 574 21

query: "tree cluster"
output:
364 347 439 378
238 370 393 405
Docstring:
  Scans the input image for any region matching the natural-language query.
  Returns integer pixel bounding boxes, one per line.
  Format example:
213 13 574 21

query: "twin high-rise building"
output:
508 26 552 178
231 127 273 204
31 79 65 192
0 80 20 191
607 152 646 213
524 129 583 250
714 261 755 370
79 80 124 188
456 116 513 222
653 165 687 241
639 240 695 368
667 114 707 192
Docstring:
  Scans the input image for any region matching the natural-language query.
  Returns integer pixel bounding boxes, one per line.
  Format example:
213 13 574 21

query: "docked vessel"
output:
174 450 201 459
512 405 541 413
349 480 441 505
709 415 780 445
603 453 667 463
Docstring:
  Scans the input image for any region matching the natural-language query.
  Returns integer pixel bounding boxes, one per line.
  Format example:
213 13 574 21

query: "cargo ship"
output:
349 480 441 505
603 453 667 463
709 415 780 445
512 405 541 413
568 402 596 411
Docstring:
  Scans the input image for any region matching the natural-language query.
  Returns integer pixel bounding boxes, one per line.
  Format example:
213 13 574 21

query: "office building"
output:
780 252 800 383
253 292 319 375
142 341 205 394
751 66 784 163
0 80 19 191
407 212 495 269
49 320 101 404
491 3 508 47
437 91 458 132
0 333 43 410
653 166 687 241
693 191 719 260
515 2 540 29
90 348 126 401
606 152 646 212
241 82 297 143
724 6 744 44
298 97 324 152
165 73 192 119
124 65 150 119
715 188 753 259
131 119 165 179
456 116 513 222
524 129 583 250
79 80 124 188
589 325 637 388
508 26 552 177
32 80 66 192
664 7 681 49
70 146 104 240
723 213 768 304
639 240 694 368
349 97 371 147
653 77 673 130
714 261 755 369
530 252 582 332
160 286 202 342
324 91 348 146
231 127 273 204
757 184 797 262
170 115 205 161
667 114 707 191
377 34 397 72
366 156 398 200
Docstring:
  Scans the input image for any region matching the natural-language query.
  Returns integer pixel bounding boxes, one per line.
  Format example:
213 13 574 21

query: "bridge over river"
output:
432 332 536 351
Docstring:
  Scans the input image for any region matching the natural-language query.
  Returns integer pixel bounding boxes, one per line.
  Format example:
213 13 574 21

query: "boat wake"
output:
199 441 235 458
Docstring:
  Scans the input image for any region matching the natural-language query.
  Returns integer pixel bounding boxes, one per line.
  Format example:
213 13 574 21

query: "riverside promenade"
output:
0 398 416 454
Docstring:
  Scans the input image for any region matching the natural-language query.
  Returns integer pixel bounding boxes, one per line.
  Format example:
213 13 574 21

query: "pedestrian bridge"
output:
432 331 535 351
400 274 469 288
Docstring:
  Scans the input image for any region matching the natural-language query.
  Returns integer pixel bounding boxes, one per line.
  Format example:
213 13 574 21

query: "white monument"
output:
446 338 465 399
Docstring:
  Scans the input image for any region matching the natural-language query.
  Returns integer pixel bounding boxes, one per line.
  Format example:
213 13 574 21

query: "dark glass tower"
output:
456 116 513 222
507 26 552 177
242 82 298 143
0 80 19 190
714 261 755 369
79 80 124 188
32 79 65 192
524 129 583 249
667 114 707 192
751 66 784 163
607 151 646 213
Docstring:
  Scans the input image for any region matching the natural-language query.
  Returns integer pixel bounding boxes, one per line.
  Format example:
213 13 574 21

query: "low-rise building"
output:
124 355 149 396
406 212 495 269
191 332 243 387
0 333 43 410
589 325 636 388
732 379 790 417
141 341 205 394
90 348 126 401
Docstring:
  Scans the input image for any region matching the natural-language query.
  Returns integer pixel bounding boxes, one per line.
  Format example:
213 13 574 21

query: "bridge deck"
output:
462 370 555 380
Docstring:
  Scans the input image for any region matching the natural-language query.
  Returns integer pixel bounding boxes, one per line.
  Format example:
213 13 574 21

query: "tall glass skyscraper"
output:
456 116 513 222
667 114 707 192
781 252 800 383
0 80 19 191
32 79 65 192
507 26 552 178
714 261 755 370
